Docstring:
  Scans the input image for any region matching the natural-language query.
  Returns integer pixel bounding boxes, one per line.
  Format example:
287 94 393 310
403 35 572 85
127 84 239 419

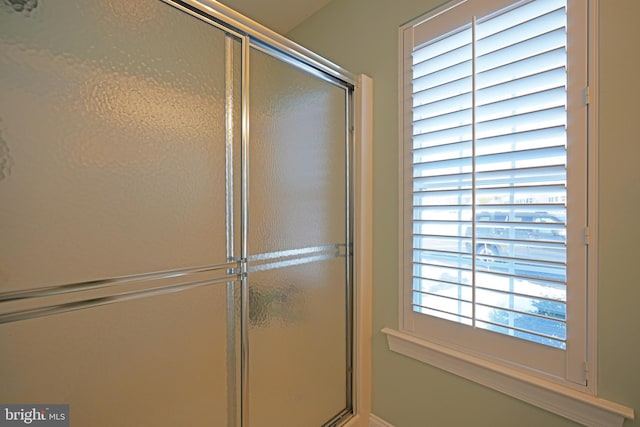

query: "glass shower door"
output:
0 1 242 425
246 47 352 427
0 1 355 426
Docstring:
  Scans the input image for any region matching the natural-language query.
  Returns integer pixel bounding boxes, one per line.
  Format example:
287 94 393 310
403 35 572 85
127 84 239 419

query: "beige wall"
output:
290 1 640 426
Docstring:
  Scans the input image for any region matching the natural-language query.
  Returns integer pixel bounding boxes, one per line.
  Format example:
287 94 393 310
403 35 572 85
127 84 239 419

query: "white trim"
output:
585 0 600 395
350 74 374 426
369 413 395 427
383 328 634 427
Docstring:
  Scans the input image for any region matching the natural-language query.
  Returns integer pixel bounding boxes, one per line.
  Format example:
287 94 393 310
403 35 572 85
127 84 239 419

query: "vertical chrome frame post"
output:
345 85 355 414
240 33 251 427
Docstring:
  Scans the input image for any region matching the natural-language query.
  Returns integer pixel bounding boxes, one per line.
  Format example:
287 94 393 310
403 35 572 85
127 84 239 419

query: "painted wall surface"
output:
289 1 640 426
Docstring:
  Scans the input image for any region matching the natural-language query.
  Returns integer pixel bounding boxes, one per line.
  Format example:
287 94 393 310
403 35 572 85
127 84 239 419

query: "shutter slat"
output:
475 185 566 201
476 87 566 123
476 47 566 90
476 1 564 39
413 44 472 80
414 276 472 292
476 314 566 341
476 126 566 155
476 321 565 349
413 125 473 149
413 140 471 163
476 28 566 73
413 59 472 93
476 165 566 188
414 92 472 119
413 27 472 64
476 107 566 139
413 237 471 254
414 158 472 177
476 289 565 320
414 306 474 325
477 67 566 105
413 76 472 106
477 305 566 335
413 108 472 134
413 206 473 219
477 8 566 56
414 175 472 192
476 271 565 299
475 145 566 168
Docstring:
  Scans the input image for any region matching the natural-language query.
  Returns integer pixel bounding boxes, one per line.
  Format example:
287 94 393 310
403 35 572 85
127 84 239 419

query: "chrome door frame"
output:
162 2 357 426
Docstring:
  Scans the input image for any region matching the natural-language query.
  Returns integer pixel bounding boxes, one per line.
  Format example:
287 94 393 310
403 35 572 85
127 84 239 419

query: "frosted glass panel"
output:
248 48 347 255
248 258 347 427
247 47 351 426
0 282 240 427
0 0 235 292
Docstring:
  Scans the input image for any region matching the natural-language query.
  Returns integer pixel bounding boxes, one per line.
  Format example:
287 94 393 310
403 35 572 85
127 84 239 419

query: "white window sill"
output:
382 328 634 427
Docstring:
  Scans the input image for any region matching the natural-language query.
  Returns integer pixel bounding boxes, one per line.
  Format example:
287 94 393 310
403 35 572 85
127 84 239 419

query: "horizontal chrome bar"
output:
249 40 352 90
248 244 343 262
0 261 240 303
248 252 343 273
0 274 237 325
164 0 355 86
246 244 347 272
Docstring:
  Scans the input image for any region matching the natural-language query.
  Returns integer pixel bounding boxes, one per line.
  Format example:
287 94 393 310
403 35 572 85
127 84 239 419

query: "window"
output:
400 0 589 386
392 1 635 423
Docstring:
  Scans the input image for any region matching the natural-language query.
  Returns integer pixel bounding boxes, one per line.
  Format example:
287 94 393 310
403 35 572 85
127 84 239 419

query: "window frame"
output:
401 0 587 386
388 0 634 425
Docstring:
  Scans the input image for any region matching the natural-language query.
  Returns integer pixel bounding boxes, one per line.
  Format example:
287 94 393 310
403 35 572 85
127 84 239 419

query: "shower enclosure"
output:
0 1 366 426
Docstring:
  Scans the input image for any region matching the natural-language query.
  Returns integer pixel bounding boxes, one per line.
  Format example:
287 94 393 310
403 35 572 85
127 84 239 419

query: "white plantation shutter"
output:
401 0 588 383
